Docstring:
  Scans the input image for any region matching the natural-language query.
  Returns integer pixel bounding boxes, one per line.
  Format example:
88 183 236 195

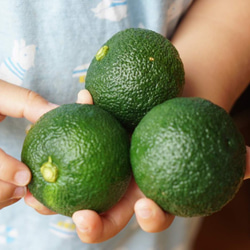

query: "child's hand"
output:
0 80 57 209
73 89 250 243
71 178 175 243
25 89 175 243
24 89 93 215
23 89 250 243
71 145 250 244
0 149 31 209
73 90 175 242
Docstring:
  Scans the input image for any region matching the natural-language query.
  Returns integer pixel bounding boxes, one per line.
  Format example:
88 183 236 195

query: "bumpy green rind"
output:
85 28 185 131
22 104 131 217
131 97 246 217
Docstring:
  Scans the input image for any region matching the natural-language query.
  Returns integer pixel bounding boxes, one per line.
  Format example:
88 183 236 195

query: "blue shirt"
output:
0 1 200 249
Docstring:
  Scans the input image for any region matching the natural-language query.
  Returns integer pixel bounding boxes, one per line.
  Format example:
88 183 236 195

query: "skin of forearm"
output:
171 0 250 112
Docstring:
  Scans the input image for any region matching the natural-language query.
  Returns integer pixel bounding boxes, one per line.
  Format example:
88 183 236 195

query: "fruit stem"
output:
40 156 58 183
95 45 109 61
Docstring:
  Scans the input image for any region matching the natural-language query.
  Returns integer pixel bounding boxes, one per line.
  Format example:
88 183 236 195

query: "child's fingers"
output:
0 181 26 208
76 89 93 104
0 149 30 208
134 198 175 233
0 81 58 123
0 149 31 186
0 198 22 210
72 199 134 244
72 179 141 243
24 190 56 215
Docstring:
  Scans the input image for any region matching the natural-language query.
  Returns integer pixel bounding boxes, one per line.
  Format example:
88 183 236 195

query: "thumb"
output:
76 89 93 105
0 81 58 123
134 198 175 233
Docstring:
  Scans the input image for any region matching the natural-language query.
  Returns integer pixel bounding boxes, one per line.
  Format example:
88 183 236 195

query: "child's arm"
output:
172 0 250 112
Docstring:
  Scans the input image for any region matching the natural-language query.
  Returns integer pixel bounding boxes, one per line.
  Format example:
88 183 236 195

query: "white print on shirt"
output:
0 224 18 245
92 0 127 22
167 0 185 24
0 39 36 86
49 219 77 239
72 62 90 83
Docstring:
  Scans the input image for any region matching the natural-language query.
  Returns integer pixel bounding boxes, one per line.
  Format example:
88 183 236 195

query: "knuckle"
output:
26 90 41 107
23 90 43 117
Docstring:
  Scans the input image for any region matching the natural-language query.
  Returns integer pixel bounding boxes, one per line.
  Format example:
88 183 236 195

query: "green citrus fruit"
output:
21 104 131 217
130 97 246 217
85 28 185 130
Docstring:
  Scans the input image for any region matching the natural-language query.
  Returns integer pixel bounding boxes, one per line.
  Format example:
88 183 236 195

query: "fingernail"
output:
72 213 89 233
13 186 26 198
138 207 153 219
136 200 153 219
76 89 93 104
15 171 30 185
